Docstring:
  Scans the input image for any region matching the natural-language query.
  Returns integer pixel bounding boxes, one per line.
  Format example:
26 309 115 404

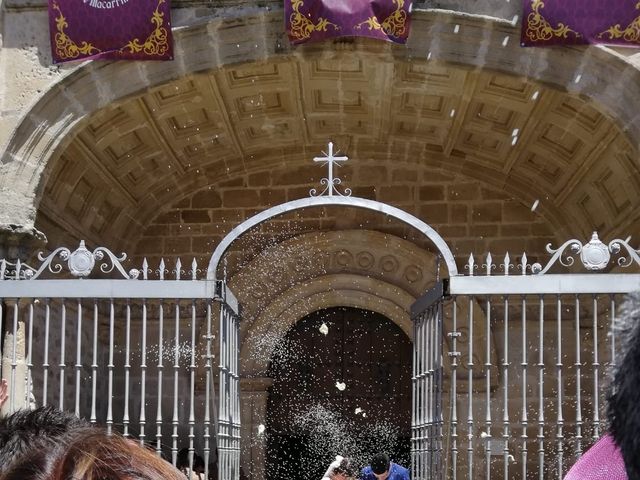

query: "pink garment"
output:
564 435 627 480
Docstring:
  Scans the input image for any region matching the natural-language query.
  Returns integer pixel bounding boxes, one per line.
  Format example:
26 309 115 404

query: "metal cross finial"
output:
310 142 352 197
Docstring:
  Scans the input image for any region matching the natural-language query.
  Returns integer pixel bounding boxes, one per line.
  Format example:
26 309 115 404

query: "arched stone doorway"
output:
265 306 412 480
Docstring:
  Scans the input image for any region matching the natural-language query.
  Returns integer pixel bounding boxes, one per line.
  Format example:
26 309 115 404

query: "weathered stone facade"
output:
2 0 640 478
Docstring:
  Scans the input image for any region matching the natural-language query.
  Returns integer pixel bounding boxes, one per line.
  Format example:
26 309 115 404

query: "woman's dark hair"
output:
608 292 640 480
0 428 185 480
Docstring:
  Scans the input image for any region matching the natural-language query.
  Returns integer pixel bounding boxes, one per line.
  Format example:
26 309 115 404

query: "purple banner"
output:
48 0 173 63
285 0 412 45
522 0 640 47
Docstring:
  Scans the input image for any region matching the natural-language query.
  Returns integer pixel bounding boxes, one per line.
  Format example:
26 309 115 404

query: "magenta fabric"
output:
285 0 412 45
48 0 173 63
522 0 640 47
564 435 627 480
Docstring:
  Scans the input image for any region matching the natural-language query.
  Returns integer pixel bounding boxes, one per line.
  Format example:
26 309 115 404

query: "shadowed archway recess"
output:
265 306 412 480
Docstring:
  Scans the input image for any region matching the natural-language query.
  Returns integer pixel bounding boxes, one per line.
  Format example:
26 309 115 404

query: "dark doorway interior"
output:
265 307 412 480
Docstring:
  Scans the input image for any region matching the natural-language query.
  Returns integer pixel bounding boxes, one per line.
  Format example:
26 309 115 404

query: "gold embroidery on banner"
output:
598 1 640 43
355 0 407 38
289 0 340 41
121 0 170 56
524 0 581 43
52 2 101 60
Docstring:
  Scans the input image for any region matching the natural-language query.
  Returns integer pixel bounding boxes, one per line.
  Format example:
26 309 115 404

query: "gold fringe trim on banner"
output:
524 0 581 42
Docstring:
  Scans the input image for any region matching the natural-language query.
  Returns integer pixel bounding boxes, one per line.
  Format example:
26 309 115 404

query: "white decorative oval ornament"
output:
580 232 610 271
68 240 95 277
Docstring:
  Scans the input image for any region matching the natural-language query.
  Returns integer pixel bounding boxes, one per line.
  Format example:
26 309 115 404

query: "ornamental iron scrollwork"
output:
0 241 139 280
464 232 640 276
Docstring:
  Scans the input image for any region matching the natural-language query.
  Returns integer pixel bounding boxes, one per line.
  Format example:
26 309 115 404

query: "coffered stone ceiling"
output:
35 52 640 261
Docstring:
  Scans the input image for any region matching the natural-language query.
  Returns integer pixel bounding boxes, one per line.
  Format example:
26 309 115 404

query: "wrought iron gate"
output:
410 234 640 480
0 241 240 480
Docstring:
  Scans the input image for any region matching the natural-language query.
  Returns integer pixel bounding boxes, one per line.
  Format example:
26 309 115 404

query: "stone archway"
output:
224 229 495 480
5 8 640 252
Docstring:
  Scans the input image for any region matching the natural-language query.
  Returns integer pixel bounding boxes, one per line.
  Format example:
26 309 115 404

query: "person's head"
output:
608 291 640 480
0 406 90 475
0 428 186 480
332 457 355 480
370 453 391 479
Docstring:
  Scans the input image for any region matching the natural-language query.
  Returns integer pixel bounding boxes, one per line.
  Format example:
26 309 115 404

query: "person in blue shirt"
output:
361 453 410 480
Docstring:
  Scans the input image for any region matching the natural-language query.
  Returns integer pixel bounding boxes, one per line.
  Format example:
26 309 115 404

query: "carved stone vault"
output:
34 52 640 267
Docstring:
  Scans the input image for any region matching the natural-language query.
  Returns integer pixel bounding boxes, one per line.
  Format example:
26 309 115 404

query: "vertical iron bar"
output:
172 300 180 466
502 296 510 480
140 299 148 445
123 300 131 437
10 300 18 412
219 303 225 480
593 295 600 440
156 300 164 455
43 299 50 406
26 300 34 409
538 296 545 480
521 295 528 480
467 297 474 479
436 301 444 479
422 309 427 479
58 300 66 411
451 298 459 480
91 299 98 425
189 299 197 475
610 296 616 370
427 308 433 477
107 299 115 435
74 298 82 417
411 307 418 477
556 295 564 479
485 297 492 480
574 296 582 458
204 300 213 480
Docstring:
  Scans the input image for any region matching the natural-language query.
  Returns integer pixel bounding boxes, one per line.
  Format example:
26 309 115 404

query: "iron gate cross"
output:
314 142 348 196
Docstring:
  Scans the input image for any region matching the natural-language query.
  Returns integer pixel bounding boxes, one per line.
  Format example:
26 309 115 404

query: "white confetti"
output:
319 322 329 335
335 381 346 391
355 407 362 414
531 199 539 212
257 424 265 435
480 431 490 439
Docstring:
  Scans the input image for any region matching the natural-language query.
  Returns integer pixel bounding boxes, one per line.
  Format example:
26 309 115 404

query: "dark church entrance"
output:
265 307 412 480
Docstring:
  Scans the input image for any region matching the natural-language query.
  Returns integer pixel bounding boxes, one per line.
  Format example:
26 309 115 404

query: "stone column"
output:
239 377 273 480
0 225 46 414
0 301 28 416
